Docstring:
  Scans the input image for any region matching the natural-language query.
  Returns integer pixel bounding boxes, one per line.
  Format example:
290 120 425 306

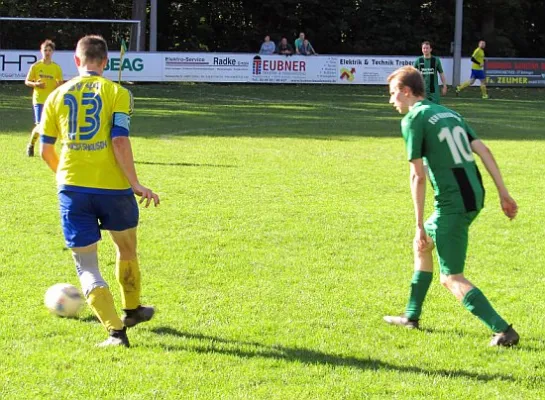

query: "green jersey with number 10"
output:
401 99 485 215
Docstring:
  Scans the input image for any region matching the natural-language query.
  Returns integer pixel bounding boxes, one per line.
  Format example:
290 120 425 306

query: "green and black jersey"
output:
401 100 485 215
413 56 444 103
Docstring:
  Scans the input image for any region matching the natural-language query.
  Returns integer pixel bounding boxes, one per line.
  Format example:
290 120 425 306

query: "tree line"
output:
1 0 544 58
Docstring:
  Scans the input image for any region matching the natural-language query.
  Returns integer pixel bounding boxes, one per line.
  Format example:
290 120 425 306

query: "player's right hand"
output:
132 184 160 208
414 227 432 252
35 80 45 88
500 192 517 220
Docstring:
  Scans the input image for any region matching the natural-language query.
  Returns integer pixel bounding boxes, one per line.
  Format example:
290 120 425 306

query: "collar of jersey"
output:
81 71 100 76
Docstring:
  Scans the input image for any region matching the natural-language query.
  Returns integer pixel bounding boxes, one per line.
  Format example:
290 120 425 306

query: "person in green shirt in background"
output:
414 41 448 104
294 32 305 53
456 40 488 99
383 65 519 347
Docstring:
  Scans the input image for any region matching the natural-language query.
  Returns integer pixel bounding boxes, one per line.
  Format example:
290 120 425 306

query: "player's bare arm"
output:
440 72 448 95
409 158 428 250
40 142 59 172
112 136 160 207
25 78 45 89
470 139 518 220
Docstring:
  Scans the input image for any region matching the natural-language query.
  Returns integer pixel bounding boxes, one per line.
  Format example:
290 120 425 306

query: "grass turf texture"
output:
0 83 544 399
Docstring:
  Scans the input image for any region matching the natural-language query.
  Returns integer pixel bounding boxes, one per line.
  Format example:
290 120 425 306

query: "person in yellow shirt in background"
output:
40 35 160 347
25 40 64 156
456 40 488 99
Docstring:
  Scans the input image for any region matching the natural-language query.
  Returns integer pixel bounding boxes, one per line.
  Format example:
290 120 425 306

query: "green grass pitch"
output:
0 82 544 399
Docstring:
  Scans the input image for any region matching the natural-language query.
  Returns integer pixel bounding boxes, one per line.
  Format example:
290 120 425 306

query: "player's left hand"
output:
132 183 160 208
442 86 448 95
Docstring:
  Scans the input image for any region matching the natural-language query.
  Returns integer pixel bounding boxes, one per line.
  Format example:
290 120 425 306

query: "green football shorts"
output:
424 211 479 275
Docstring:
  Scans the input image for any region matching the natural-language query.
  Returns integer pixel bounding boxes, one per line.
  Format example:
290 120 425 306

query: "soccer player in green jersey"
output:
414 41 448 104
383 65 519 347
456 40 488 99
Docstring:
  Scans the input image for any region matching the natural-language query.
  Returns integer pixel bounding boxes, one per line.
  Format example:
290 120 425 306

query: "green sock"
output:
462 288 509 333
405 271 433 320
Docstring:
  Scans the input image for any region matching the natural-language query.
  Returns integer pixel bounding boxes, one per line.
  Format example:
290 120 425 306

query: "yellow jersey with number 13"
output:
41 74 134 194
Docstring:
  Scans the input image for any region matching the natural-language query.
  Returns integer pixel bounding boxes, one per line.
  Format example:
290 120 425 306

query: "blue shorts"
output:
33 104 44 125
470 69 486 80
59 191 139 248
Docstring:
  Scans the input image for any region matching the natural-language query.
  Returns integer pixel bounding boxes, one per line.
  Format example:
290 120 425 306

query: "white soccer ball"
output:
44 283 84 317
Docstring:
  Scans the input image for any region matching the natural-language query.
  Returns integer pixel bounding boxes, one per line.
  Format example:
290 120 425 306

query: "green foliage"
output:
1 83 545 398
1 0 544 55
0 0 131 50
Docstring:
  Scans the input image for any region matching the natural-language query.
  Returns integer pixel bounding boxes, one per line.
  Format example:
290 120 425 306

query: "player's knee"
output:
116 246 137 260
413 239 434 256
440 273 464 290
112 236 136 259
111 229 137 259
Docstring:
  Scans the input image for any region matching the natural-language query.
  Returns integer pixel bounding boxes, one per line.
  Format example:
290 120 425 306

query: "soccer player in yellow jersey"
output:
456 40 488 99
40 35 160 348
25 40 63 156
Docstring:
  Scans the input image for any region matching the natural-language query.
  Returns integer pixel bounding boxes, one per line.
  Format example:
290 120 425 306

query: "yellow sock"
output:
87 287 124 331
480 85 488 96
29 127 40 145
115 258 141 309
458 81 471 90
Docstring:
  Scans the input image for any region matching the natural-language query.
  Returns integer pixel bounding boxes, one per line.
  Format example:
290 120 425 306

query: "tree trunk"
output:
131 0 147 51
482 13 495 43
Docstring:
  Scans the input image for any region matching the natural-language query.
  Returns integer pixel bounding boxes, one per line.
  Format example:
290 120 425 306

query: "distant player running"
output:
383 66 519 347
25 40 63 156
413 41 447 104
456 40 488 99
40 35 160 347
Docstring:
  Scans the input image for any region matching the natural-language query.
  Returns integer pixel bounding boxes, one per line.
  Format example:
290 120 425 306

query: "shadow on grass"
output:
419 327 470 338
1 83 544 141
135 160 237 168
78 314 99 323
149 326 516 382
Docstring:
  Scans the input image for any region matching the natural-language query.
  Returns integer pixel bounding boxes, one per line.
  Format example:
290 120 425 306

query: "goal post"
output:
0 17 142 51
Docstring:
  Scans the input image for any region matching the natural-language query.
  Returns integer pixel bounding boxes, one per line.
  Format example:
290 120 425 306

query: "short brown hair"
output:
76 35 108 65
40 39 55 51
421 41 431 47
387 66 425 97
